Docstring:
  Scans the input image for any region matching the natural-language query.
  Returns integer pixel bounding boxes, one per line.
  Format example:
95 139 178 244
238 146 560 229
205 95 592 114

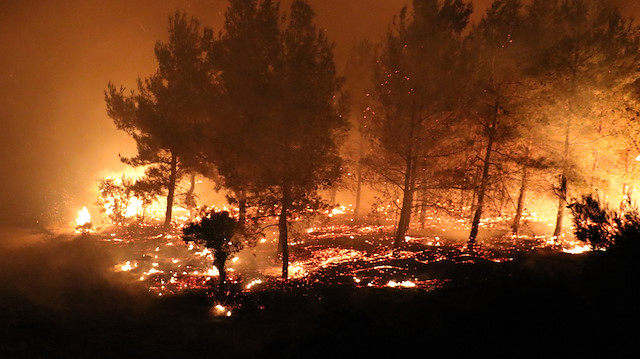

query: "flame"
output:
212 304 232 317
75 207 91 226
246 279 263 289
563 244 591 254
327 206 347 217
117 261 136 271
387 280 416 288
206 267 219 277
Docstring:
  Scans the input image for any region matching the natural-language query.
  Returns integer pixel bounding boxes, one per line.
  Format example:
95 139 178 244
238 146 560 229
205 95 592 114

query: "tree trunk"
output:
512 164 529 235
214 253 227 301
419 187 427 228
460 152 469 218
354 161 363 219
512 142 531 235
279 185 290 279
468 104 499 248
164 152 178 229
354 129 365 219
394 156 416 247
329 187 337 206
553 174 567 238
185 172 197 218
553 117 571 239
237 189 247 224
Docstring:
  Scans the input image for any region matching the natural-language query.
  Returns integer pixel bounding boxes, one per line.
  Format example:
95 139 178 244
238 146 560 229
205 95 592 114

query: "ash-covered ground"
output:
1 224 637 358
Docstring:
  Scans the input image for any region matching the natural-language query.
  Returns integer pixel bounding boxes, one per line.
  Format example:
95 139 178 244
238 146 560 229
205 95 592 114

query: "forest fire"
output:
61 0 635 303
4 0 640 356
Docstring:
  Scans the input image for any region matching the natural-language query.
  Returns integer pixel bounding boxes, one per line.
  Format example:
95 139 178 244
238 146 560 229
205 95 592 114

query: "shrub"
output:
568 194 640 252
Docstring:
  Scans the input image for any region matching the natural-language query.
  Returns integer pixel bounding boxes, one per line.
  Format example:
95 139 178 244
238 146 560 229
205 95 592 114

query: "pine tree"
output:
369 0 472 247
523 0 640 239
201 0 282 224
204 1 345 279
105 12 210 229
463 0 530 248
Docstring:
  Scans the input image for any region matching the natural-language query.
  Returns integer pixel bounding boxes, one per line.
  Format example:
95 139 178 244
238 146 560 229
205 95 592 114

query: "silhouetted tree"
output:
370 0 472 247
202 0 345 279
264 0 345 278
105 11 210 229
463 0 552 248
569 193 640 254
568 194 613 250
201 0 282 224
182 210 243 300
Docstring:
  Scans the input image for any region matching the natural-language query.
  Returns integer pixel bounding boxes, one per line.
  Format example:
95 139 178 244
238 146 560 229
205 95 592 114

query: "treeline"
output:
105 0 640 277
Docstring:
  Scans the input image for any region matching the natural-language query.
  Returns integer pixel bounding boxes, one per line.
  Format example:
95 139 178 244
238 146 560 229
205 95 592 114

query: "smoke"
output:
0 227 150 312
0 0 405 227
1 0 638 227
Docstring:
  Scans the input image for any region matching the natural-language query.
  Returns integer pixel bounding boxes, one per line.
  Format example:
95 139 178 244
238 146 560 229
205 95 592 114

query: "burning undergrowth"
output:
92 214 587 306
1 218 634 358
0 211 587 316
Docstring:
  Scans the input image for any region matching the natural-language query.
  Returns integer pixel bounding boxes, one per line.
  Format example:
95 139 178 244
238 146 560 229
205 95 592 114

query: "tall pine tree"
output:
105 12 210 228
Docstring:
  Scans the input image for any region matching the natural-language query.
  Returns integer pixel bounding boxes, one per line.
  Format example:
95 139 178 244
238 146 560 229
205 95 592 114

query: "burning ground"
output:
1 216 638 358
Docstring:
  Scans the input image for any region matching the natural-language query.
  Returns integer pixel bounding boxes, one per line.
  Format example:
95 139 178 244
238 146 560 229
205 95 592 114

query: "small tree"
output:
568 194 614 250
182 210 243 301
569 194 640 252
97 176 138 226
105 11 210 229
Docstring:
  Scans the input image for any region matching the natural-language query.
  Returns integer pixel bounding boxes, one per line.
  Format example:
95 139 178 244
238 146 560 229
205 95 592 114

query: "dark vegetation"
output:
182 210 245 302
1 227 638 357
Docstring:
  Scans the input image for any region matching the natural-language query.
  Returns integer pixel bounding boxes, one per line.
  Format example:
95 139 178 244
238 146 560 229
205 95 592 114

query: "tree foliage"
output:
368 0 472 246
105 11 210 228
569 194 640 252
182 210 243 300
203 0 345 278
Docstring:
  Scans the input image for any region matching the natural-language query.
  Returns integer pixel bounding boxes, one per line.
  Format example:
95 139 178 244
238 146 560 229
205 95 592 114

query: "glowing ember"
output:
118 261 136 271
328 206 347 217
387 280 416 288
103 210 587 298
246 279 263 289
212 304 232 317
288 265 307 278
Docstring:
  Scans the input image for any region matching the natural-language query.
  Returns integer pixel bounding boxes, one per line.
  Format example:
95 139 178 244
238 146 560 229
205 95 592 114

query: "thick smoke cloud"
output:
0 229 148 311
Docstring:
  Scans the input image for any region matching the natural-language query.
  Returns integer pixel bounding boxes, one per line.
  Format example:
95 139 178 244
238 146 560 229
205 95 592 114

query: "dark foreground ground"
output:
1 227 638 358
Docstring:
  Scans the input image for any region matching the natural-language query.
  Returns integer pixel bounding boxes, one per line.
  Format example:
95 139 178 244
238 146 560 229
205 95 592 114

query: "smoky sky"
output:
0 0 638 226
